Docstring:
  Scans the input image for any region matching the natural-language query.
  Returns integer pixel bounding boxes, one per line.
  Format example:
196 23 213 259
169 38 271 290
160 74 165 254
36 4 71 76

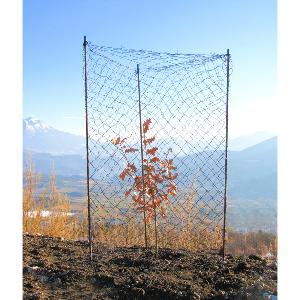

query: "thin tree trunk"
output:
154 205 158 254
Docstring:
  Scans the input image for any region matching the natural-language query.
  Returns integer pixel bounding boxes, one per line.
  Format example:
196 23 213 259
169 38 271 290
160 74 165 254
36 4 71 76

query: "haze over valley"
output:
23 117 277 232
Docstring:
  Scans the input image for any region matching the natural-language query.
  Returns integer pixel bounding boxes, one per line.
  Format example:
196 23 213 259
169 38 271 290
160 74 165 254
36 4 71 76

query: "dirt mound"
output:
23 234 277 299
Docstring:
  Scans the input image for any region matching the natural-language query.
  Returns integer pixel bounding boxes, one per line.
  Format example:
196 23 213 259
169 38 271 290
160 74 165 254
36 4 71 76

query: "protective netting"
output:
85 42 231 251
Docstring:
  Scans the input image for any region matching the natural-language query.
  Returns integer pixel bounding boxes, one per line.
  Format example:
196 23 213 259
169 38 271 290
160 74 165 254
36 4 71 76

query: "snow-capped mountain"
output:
23 117 86 155
24 117 53 134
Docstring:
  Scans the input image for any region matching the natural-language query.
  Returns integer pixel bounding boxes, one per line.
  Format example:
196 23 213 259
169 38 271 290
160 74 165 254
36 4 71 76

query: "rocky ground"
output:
23 234 277 299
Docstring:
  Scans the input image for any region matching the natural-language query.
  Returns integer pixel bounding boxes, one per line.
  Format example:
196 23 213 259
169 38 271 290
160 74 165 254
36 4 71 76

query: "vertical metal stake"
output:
83 36 93 263
137 64 148 249
222 49 230 260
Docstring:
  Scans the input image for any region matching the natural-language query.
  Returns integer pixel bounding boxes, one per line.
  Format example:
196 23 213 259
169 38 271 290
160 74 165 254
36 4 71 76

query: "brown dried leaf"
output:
146 147 158 156
150 157 160 163
143 118 151 134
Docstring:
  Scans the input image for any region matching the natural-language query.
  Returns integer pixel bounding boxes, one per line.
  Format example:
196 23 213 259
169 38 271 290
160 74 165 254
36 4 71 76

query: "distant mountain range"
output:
229 131 275 151
23 117 86 155
23 117 277 232
23 117 275 155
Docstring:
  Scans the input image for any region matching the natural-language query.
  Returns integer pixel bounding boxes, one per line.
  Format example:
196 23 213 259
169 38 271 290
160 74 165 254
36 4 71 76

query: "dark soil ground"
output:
23 234 277 299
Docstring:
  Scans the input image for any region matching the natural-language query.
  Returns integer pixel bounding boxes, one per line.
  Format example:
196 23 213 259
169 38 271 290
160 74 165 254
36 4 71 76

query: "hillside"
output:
228 137 277 200
23 234 277 300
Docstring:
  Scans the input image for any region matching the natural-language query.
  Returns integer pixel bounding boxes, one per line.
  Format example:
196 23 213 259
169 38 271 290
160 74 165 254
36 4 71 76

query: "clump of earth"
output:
23 234 277 299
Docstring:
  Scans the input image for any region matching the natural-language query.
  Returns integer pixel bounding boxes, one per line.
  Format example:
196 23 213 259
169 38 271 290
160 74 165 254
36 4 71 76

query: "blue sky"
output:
24 0 276 138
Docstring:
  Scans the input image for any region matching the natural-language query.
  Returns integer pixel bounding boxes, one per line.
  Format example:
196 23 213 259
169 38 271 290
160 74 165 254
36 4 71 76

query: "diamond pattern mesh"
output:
85 43 231 250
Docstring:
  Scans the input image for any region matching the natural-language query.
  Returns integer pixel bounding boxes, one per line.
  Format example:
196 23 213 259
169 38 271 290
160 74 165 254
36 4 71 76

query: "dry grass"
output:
227 230 277 257
23 162 86 240
23 163 277 256
88 186 223 251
